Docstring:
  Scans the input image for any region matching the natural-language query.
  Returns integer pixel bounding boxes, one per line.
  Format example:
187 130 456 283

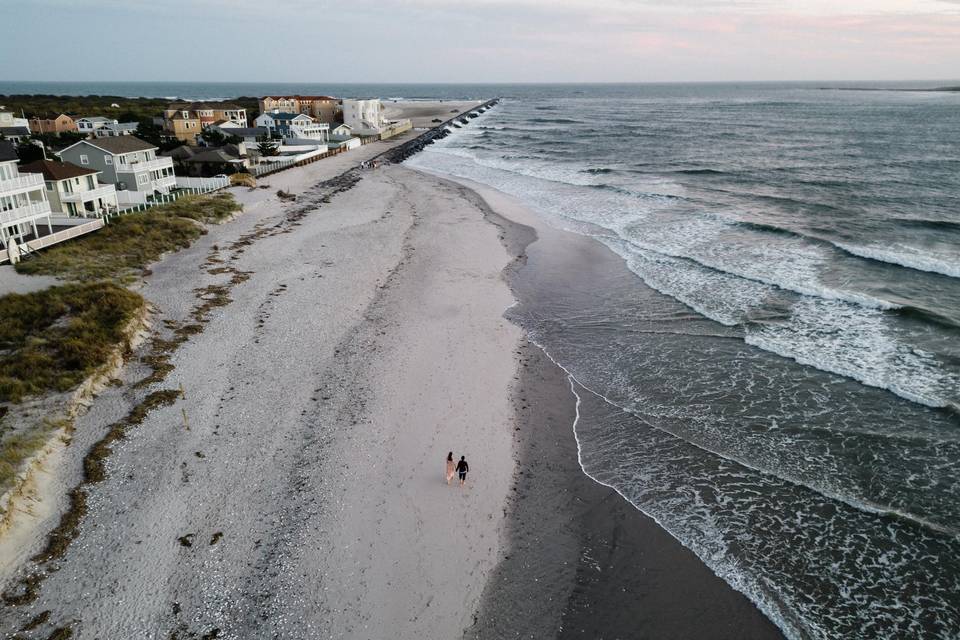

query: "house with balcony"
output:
254 112 328 142
76 116 116 136
0 141 53 249
58 136 176 196
163 103 248 143
28 114 78 135
19 159 118 218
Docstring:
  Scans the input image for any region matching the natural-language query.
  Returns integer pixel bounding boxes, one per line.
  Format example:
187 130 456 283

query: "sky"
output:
1 0 959 82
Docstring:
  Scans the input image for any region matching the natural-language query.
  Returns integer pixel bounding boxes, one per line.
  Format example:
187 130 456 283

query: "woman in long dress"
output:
445 452 456 485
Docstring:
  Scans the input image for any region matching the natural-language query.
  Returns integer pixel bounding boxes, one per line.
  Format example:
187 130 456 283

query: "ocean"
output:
5 81 959 638
404 84 960 639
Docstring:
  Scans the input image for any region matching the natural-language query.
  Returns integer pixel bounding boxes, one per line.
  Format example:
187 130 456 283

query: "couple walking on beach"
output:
446 452 469 487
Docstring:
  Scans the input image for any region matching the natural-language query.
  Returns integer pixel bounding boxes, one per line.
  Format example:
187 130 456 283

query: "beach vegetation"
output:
14 194 241 281
0 282 144 404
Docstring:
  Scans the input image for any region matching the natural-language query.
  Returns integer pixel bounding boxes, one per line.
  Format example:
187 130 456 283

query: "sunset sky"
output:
2 0 959 82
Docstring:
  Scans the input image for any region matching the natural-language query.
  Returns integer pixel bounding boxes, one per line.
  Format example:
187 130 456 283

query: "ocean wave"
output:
581 167 615 174
528 117 582 124
891 218 960 233
672 168 728 175
834 242 960 278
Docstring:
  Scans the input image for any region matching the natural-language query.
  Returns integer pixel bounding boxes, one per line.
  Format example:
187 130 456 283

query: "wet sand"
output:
436 175 786 640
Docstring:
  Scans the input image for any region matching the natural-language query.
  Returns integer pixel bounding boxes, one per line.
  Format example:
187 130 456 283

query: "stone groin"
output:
374 98 501 165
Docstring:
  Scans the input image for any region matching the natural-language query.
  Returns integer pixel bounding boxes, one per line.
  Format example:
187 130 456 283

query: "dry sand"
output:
384 101 484 129
0 144 521 637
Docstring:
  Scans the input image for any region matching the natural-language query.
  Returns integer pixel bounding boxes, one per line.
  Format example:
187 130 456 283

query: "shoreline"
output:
418 170 786 639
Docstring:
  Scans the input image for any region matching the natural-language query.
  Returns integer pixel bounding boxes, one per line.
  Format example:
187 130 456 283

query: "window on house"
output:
105 155 113 165
80 155 89 165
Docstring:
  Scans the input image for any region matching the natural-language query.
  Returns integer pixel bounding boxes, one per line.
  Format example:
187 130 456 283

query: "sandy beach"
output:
0 141 523 637
0 113 784 639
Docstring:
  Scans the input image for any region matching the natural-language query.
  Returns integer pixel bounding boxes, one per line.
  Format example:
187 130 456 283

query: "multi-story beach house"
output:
19 159 118 217
76 116 116 136
259 96 340 123
58 136 176 195
0 141 53 248
341 99 388 136
254 112 329 142
163 103 248 143
28 114 78 135
165 110 202 144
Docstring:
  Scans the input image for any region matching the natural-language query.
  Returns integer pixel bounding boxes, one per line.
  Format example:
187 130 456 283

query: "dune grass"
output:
0 282 144 492
0 282 145 404
14 194 241 281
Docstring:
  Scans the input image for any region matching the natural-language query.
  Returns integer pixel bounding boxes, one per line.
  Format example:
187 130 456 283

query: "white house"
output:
341 99 387 136
76 117 117 136
0 141 53 249
19 159 118 217
58 136 176 195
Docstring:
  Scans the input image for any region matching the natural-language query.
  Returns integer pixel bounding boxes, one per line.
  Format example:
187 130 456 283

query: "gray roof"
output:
82 135 157 154
0 140 17 162
186 149 242 163
0 126 30 136
77 116 114 123
216 127 268 138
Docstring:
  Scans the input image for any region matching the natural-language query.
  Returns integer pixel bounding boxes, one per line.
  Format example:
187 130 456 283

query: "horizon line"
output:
1 79 959 86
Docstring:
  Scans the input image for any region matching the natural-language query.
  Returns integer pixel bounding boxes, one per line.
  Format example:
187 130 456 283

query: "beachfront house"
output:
76 116 116 136
254 112 328 142
59 136 176 195
0 141 53 248
28 114 78 135
259 95 340 123
341 99 387 136
19 159 118 218
163 103 248 143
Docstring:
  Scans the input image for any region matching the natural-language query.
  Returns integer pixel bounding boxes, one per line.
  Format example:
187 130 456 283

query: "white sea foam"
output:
408 121 956 409
835 242 960 279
